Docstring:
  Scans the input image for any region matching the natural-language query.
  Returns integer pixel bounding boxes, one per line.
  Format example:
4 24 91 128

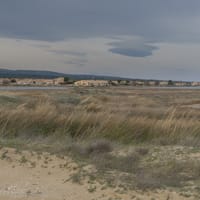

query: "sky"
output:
1 0 200 81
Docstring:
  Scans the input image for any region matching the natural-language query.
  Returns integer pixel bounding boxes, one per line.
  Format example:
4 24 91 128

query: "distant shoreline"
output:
0 85 200 91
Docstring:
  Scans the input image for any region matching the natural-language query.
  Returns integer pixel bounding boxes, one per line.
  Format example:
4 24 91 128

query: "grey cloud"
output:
109 47 155 57
48 50 87 57
109 39 158 57
32 44 52 49
63 58 88 66
1 0 200 42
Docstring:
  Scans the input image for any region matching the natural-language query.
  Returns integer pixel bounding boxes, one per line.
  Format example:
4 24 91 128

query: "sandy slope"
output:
0 147 193 200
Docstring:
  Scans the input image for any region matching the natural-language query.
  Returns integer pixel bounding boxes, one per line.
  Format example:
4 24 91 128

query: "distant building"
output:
0 78 11 85
192 82 200 86
147 81 156 86
135 81 145 86
74 80 109 87
159 81 169 86
174 82 184 87
0 77 65 86
53 77 65 85
174 81 191 87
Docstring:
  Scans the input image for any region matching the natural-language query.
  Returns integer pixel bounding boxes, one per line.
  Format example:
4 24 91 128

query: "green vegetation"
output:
64 76 70 82
168 80 174 86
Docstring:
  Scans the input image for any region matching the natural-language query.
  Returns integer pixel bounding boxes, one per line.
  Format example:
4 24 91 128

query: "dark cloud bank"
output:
109 40 158 57
1 0 200 42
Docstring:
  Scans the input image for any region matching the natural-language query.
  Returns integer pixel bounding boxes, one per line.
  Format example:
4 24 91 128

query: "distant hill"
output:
0 68 130 80
0 69 66 79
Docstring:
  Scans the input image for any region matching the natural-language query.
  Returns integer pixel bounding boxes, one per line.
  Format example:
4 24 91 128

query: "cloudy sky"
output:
1 0 200 80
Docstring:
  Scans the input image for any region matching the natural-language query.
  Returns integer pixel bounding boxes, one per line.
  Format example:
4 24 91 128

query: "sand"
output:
0 147 193 200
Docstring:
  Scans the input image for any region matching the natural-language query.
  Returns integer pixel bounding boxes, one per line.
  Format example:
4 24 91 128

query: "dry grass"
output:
0 88 200 145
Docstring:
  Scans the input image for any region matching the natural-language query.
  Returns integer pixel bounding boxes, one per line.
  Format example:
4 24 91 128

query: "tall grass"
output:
0 89 200 145
0 88 200 145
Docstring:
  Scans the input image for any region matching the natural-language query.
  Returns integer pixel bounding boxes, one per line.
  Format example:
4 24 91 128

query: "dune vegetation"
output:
1 87 200 198
0 87 200 145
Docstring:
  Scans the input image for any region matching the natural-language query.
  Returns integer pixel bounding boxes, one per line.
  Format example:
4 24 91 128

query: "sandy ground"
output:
0 147 194 200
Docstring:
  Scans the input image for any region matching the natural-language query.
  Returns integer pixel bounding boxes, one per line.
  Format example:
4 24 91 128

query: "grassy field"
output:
1 86 200 199
0 87 200 145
